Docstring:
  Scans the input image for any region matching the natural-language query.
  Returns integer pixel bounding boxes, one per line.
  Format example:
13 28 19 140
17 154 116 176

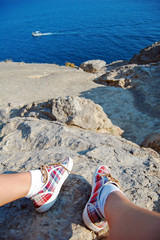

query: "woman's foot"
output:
28 157 73 213
83 165 121 231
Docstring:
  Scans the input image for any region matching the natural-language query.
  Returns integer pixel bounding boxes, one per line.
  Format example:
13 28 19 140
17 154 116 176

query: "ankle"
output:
104 191 129 224
25 170 44 198
98 183 122 219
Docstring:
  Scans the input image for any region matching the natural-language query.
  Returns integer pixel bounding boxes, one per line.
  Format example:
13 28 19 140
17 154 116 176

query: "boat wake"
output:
32 31 82 37
40 32 53 36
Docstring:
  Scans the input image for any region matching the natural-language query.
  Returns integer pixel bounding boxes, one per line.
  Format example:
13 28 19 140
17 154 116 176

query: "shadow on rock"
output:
153 195 160 213
128 87 160 120
9 100 56 121
17 122 31 139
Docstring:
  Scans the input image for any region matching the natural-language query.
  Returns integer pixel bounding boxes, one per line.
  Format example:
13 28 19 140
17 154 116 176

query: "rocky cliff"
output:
0 42 159 239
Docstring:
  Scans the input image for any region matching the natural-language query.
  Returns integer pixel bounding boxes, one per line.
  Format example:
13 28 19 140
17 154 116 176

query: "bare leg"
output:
0 172 31 206
105 191 160 240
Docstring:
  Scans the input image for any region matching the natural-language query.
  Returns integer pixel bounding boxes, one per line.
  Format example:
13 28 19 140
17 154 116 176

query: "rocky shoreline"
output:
0 41 159 239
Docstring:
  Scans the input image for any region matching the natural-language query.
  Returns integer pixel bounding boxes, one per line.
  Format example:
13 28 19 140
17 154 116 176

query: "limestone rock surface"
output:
130 41 160 64
95 62 160 89
0 99 159 240
89 61 160 146
142 132 160 153
80 60 106 73
1 52 160 145
5 96 123 136
95 73 131 88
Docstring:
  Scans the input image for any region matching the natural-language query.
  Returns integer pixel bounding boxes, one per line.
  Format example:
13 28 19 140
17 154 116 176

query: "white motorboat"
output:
32 31 53 37
32 31 43 37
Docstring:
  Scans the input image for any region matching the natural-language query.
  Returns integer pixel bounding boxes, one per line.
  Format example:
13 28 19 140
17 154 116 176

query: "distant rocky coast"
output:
0 41 159 239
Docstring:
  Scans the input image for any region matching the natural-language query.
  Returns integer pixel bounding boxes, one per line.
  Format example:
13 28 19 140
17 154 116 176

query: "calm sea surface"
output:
0 0 160 65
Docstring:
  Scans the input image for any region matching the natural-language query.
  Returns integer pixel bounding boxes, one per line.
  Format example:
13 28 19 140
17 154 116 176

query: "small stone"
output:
20 203 28 209
80 60 106 73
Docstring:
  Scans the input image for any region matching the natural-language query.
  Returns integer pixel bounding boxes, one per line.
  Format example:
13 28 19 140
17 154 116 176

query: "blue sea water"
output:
0 0 160 65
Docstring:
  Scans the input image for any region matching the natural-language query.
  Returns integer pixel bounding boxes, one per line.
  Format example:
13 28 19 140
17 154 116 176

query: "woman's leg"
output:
0 172 31 206
82 165 160 240
105 191 160 240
